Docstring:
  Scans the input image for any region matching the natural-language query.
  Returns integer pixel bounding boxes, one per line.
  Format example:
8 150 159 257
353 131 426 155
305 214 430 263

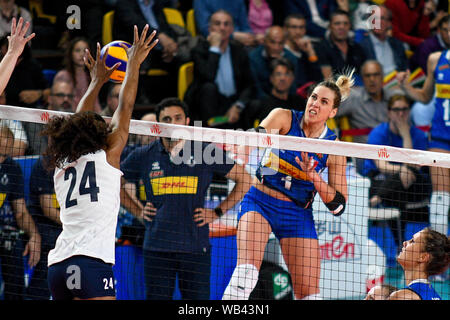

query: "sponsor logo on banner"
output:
41 112 50 122
150 124 162 135
316 220 359 262
378 147 390 159
150 176 198 195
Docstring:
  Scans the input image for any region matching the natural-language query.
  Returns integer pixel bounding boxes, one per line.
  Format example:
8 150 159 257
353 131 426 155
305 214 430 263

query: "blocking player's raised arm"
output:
107 25 158 159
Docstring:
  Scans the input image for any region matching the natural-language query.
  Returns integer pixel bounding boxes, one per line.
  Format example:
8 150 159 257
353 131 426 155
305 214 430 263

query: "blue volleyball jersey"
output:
121 139 235 253
256 110 337 208
432 50 450 142
406 280 442 300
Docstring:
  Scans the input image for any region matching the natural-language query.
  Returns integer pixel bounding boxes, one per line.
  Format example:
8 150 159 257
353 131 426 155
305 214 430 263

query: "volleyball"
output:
100 40 132 83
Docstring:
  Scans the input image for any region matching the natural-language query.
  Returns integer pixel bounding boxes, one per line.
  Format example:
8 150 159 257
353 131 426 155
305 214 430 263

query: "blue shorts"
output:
48 255 116 300
429 137 450 151
238 186 317 240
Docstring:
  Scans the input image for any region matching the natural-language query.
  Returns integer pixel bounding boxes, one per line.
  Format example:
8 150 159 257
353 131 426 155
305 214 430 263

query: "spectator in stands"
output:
53 37 101 113
423 0 448 33
23 79 75 156
246 57 305 126
249 25 299 99
0 0 32 38
385 0 430 49
0 91 28 156
120 97 252 300
283 0 349 40
247 0 272 45
113 0 180 102
364 94 432 251
336 60 401 144
194 0 258 47
359 4 408 77
283 13 323 90
0 35 49 109
410 14 450 73
26 156 62 300
100 83 121 117
0 125 41 300
314 9 367 82
184 9 254 127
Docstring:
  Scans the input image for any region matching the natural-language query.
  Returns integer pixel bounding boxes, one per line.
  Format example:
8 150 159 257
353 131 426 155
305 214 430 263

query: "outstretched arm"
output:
76 43 121 113
107 25 158 168
397 52 439 104
0 17 35 96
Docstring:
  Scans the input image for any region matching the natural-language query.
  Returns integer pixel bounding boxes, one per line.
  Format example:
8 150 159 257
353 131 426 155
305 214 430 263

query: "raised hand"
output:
122 24 159 67
295 152 318 180
7 17 35 58
83 43 122 85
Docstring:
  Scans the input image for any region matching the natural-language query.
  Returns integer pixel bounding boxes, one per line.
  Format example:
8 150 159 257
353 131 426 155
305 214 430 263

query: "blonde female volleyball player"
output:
44 25 158 300
223 72 353 300
388 228 449 300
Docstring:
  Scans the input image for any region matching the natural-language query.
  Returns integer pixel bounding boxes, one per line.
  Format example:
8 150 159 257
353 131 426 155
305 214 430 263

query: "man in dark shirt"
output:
314 9 367 84
251 57 305 124
184 9 254 128
26 157 62 300
120 98 251 300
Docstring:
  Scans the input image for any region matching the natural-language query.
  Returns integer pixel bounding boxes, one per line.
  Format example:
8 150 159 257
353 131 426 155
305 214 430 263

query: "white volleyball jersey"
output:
48 150 123 266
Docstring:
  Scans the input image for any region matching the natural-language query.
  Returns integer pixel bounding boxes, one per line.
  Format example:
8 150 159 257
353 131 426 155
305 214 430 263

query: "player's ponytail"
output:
311 68 355 109
335 68 355 102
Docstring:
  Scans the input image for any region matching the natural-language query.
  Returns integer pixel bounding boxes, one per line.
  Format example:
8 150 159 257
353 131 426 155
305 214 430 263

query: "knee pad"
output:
222 264 259 300
429 191 450 235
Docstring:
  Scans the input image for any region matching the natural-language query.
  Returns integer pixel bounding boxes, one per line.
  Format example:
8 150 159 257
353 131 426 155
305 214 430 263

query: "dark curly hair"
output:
41 111 111 169
422 228 450 276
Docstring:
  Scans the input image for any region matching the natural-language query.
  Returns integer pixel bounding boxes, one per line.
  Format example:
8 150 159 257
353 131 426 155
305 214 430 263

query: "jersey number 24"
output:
64 161 100 208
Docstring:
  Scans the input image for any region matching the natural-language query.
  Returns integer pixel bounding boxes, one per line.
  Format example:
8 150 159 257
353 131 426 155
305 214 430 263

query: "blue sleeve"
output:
367 125 387 146
29 160 54 195
234 1 252 33
8 162 25 201
193 0 211 37
121 149 143 184
412 128 429 151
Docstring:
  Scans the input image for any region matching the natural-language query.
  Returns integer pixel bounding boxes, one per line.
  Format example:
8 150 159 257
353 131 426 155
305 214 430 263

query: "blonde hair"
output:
312 68 355 108
335 68 355 102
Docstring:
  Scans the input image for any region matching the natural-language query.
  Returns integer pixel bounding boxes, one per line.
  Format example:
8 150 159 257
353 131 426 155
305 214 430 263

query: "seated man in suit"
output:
184 9 254 128
359 4 408 76
113 0 180 101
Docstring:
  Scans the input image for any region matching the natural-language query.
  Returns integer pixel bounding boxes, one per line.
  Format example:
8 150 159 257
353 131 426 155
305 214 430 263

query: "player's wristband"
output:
214 207 224 217
325 190 346 216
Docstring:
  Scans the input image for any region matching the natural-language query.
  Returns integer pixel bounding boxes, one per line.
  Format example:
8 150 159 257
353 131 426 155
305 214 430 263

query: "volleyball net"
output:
0 105 449 300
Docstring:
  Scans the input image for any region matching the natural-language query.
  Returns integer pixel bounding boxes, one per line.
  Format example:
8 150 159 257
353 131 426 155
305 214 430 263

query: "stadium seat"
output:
29 0 57 24
102 10 115 46
178 61 194 101
163 7 186 28
186 8 197 37
339 116 353 142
